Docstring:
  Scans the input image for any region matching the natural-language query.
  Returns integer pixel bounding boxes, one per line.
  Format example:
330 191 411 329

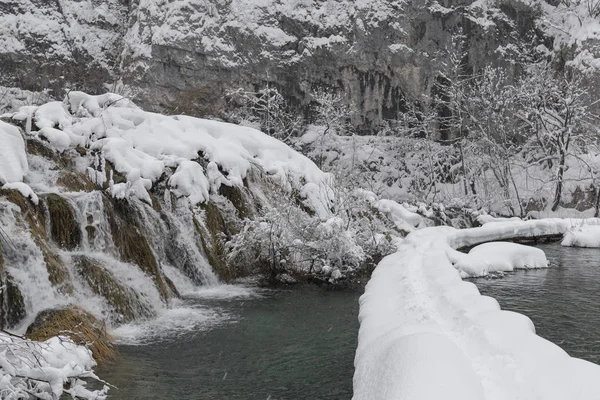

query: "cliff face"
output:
0 0 127 94
0 0 594 130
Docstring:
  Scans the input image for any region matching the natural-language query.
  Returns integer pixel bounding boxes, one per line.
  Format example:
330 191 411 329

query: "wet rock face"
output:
1 0 544 130
46 194 81 251
0 273 26 329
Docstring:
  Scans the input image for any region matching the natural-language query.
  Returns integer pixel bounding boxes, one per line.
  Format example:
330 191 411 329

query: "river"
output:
93 285 362 400
473 243 600 364
92 243 600 399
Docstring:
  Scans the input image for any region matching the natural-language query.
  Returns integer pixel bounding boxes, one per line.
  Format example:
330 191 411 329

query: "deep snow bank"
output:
9 92 332 214
354 219 600 400
562 225 600 248
449 242 548 278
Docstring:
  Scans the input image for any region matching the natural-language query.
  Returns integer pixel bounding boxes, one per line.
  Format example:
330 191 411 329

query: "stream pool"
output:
95 285 362 400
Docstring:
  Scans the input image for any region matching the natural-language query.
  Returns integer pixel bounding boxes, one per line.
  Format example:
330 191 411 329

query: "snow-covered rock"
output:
9 92 333 214
449 242 548 278
1 182 38 205
0 121 28 184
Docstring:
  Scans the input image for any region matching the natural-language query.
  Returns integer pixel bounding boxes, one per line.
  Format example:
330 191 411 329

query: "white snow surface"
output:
1 182 38 205
354 218 600 400
0 333 108 400
562 225 600 248
0 120 28 184
449 242 548 278
9 92 332 213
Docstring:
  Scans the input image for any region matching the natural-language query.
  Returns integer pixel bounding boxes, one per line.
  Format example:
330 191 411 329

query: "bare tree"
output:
514 62 600 211
225 85 303 143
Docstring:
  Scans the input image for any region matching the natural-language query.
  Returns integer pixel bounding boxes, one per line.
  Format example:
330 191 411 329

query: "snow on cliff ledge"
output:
6 92 333 215
0 120 28 184
354 218 600 400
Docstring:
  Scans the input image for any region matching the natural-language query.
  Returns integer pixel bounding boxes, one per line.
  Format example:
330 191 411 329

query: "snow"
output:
562 225 600 248
449 242 548 278
1 182 39 205
476 214 521 225
11 92 332 214
354 218 600 400
168 160 210 205
375 199 422 229
0 333 108 400
38 127 71 151
0 121 28 184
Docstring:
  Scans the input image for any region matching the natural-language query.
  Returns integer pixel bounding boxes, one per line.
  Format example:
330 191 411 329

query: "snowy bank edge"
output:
353 218 600 400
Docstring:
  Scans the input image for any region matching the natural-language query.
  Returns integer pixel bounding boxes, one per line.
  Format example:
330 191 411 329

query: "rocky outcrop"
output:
0 0 555 131
26 306 116 364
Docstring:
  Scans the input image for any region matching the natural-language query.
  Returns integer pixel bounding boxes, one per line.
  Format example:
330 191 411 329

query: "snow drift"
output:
562 225 600 248
449 242 548 278
354 218 600 400
9 92 333 214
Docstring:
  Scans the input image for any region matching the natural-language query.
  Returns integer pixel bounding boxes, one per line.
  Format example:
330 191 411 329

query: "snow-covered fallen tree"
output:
0 332 108 399
354 218 600 400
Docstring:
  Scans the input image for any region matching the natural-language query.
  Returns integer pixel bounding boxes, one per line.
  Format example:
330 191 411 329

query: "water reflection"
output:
473 244 600 364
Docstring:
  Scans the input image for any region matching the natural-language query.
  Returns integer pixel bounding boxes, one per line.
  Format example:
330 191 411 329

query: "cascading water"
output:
70 191 115 254
0 183 226 335
0 200 65 330
136 196 219 287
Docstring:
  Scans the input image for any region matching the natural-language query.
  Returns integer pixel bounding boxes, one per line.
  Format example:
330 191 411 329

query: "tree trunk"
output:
551 150 566 212
594 186 600 218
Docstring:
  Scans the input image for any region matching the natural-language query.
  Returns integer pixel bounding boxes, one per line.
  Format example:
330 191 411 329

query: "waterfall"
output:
0 200 65 330
132 197 220 287
70 191 115 254
0 185 224 332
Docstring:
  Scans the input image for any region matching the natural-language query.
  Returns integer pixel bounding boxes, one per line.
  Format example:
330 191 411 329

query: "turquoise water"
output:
95 286 361 399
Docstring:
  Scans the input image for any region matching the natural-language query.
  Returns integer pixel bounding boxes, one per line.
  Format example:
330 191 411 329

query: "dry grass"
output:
26 306 116 365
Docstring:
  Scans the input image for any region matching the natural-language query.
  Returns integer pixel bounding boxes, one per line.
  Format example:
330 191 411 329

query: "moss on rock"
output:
218 184 254 219
26 306 116 365
43 249 73 295
0 272 26 329
194 202 232 281
46 193 81 250
104 196 171 300
73 255 153 323
56 171 95 192
26 139 73 169
0 189 73 293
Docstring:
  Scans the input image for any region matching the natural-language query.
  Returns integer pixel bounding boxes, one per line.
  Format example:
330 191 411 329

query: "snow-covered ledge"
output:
353 219 600 400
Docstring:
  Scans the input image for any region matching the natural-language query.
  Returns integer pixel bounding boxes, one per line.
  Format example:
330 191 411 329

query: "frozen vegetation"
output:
0 334 108 400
